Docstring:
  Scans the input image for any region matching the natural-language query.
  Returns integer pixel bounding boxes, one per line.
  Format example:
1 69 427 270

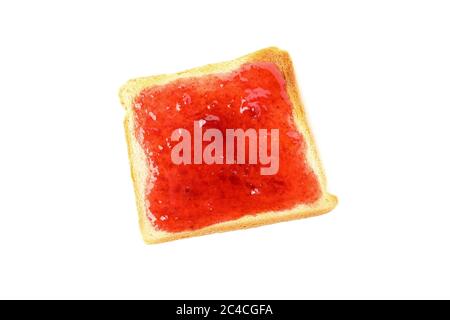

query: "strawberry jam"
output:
133 62 321 232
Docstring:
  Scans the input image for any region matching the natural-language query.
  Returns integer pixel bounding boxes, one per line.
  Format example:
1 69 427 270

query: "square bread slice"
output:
119 47 337 244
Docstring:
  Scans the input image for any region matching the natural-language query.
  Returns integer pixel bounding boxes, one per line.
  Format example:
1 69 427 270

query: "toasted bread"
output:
119 47 337 244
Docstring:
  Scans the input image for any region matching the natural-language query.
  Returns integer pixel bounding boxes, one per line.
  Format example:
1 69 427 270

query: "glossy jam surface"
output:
133 62 321 232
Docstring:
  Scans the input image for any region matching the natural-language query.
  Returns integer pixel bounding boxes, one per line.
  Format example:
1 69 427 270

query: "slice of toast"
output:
119 47 337 244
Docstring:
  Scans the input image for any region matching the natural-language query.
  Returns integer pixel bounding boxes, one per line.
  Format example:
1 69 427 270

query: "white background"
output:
0 0 449 299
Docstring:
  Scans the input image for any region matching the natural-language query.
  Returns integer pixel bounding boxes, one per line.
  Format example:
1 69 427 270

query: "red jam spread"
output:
133 62 321 232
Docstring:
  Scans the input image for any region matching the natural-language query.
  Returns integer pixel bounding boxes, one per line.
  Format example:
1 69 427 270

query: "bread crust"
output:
119 47 337 244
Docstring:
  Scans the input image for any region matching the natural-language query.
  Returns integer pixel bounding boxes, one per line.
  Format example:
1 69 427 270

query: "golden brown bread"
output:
119 47 337 244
